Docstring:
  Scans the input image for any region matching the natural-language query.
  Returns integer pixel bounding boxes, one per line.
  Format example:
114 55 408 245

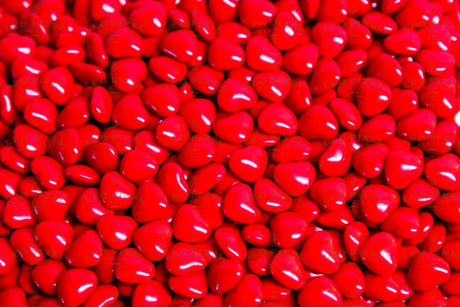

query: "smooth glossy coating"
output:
0 0 459 306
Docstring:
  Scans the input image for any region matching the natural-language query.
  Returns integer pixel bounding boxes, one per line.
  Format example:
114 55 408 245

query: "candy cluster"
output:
0 0 459 306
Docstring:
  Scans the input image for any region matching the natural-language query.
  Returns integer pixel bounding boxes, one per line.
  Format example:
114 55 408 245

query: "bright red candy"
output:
99 171 135 210
0 237 18 275
300 231 341 274
131 182 169 223
252 70 291 102
65 229 102 268
283 43 319 75
359 184 399 223
407 252 450 291
208 37 245 70
224 274 263 307
172 204 210 243
1 0 460 305
309 59 341 95
297 276 342 307
115 248 155 284
56 269 97 306
132 280 171 307
32 260 66 296
273 161 316 196
311 23 347 59
384 150 423 190
129 1 166 36
357 78 392 116
165 242 207 276
31 190 68 222
41 67 73 105
30 156 65 190
34 221 73 260
228 146 267 183
238 0 275 29
270 248 307 290
120 150 157 182
271 212 307 248
149 56 187 84
424 153 460 191
157 162 189 203
223 183 261 224
309 177 347 210
359 232 397 276
134 221 172 261
97 215 138 250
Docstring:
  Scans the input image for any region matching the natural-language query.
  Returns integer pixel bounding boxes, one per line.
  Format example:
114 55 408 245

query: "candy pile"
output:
1 0 460 306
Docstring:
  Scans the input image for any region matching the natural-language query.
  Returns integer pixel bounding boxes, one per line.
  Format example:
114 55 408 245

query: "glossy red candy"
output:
34 221 73 260
13 124 47 159
178 134 214 169
212 270 246 302
283 44 319 76
22 98 56 134
115 248 155 284
252 70 291 102
149 56 187 84
157 162 189 203
56 269 97 306
0 237 18 275
31 190 68 222
129 1 166 35
228 146 267 183
172 204 210 243
99 171 135 210
224 274 263 307
208 37 244 71
359 232 397 276
298 105 338 140
213 111 253 144
1 0 460 305
257 104 298 136
309 177 347 210
273 161 316 196
41 67 73 105
309 59 341 95
363 272 399 302
30 156 65 190
408 252 450 291
269 249 306 290
300 231 341 274
97 215 138 250
424 154 460 191
223 181 259 219
311 23 346 59
357 78 392 116
132 280 171 307
397 108 437 142
134 221 171 262
359 184 399 223
32 260 66 296
131 184 167 224
165 242 207 276
329 262 365 299
156 115 190 152
384 150 423 190
297 276 342 307
65 229 102 268
271 212 307 248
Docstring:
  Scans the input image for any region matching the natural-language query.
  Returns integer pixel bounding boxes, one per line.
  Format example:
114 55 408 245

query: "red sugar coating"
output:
0 0 459 306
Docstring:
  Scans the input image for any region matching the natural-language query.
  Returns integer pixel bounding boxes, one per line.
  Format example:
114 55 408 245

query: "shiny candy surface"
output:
0 0 459 305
